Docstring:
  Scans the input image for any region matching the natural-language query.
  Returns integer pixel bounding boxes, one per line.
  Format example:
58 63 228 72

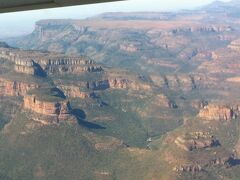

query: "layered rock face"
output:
43 57 103 74
174 132 220 151
60 85 94 99
108 78 151 91
173 155 235 173
173 164 202 173
23 95 71 121
86 78 151 91
0 78 38 96
170 25 232 34
198 104 235 121
46 64 102 74
14 59 37 75
34 20 77 42
228 39 240 51
120 43 139 53
0 48 103 75
150 74 197 91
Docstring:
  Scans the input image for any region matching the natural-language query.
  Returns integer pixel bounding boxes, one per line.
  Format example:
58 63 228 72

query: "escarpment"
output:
60 85 94 99
23 94 71 121
228 39 240 51
198 104 235 121
150 74 198 91
165 130 237 174
0 77 38 96
120 43 139 53
0 48 103 75
23 87 73 123
2 9 240 179
107 78 151 90
170 25 233 34
174 132 220 152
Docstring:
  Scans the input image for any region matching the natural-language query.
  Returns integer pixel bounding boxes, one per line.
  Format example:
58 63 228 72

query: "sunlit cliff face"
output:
0 0 240 179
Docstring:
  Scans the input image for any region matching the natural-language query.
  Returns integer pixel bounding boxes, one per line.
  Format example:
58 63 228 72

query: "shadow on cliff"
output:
229 158 240 166
33 62 47 77
72 109 105 130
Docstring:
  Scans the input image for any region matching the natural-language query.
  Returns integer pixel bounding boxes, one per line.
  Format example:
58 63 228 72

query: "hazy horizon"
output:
0 0 231 38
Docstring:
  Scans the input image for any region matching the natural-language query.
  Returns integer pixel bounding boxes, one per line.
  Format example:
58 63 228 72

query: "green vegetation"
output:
3 2 240 179
28 87 66 102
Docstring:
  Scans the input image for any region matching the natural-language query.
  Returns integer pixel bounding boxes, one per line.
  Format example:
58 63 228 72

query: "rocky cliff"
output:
198 104 235 121
174 132 220 151
60 85 94 99
0 48 103 75
23 94 71 121
14 59 40 75
228 39 240 51
108 78 151 91
150 74 197 91
0 77 38 96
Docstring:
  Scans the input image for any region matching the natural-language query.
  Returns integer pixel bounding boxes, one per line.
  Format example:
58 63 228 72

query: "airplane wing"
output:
0 0 123 13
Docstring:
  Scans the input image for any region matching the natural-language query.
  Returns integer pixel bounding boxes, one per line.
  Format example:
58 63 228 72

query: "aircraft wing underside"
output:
0 0 122 13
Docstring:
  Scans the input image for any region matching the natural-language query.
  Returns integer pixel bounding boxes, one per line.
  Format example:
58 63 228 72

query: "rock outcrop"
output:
150 74 197 91
174 132 220 151
171 25 232 34
0 48 103 75
108 78 151 91
14 59 44 75
0 78 38 96
173 164 202 173
60 85 94 99
228 39 240 51
23 94 71 121
86 78 151 91
173 154 235 173
120 43 139 53
198 104 235 121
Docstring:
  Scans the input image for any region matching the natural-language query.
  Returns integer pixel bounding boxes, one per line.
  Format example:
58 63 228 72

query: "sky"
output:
0 0 231 38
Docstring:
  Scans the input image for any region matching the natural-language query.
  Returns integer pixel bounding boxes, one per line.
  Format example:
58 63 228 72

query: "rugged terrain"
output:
1 0 240 179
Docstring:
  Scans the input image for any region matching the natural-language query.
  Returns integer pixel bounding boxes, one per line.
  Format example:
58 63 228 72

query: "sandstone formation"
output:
198 104 235 121
14 59 42 75
0 48 103 75
173 164 202 173
173 154 235 173
23 94 71 121
150 74 197 91
0 78 38 96
174 132 220 151
170 25 232 34
228 39 240 51
120 43 139 53
60 85 94 99
108 78 151 90
86 78 151 91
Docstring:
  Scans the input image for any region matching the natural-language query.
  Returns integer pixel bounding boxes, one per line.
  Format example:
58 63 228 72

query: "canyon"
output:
2 0 240 179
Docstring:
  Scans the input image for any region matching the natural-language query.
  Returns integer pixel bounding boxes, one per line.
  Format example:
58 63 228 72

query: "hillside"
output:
2 0 240 179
